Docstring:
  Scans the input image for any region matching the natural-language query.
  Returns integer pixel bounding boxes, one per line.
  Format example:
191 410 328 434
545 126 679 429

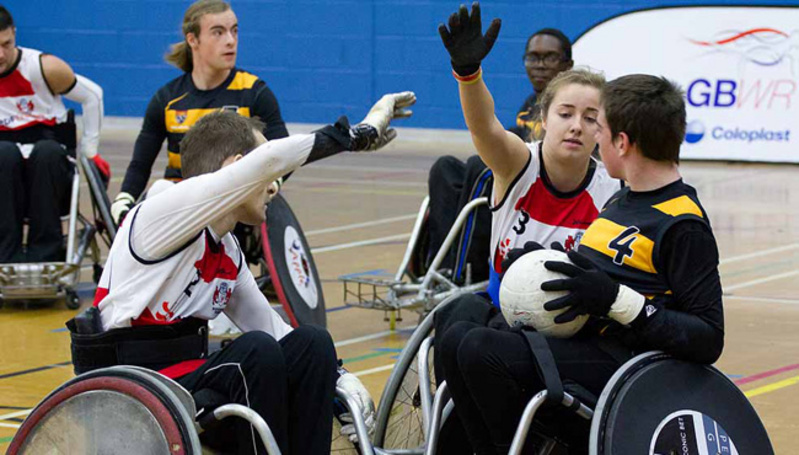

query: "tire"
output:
8 368 200 455
372 293 465 451
260 193 326 327
65 290 80 310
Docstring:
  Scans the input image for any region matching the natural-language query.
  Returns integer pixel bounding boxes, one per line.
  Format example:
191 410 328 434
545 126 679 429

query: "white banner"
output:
574 6 799 163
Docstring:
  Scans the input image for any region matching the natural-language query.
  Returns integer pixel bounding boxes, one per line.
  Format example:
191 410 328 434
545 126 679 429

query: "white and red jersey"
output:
0 47 68 134
490 142 622 272
93 134 316 339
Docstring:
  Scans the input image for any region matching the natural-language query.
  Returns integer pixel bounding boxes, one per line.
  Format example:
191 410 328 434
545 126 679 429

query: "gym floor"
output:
1 126 798 453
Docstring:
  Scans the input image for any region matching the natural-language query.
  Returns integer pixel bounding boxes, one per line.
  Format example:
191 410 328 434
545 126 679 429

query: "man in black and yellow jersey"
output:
112 0 288 223
508 28 573 142
438 73 724 453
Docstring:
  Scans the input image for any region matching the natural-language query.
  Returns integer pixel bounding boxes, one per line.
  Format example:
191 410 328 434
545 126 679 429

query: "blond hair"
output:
165 0 231 73
537 68 606 124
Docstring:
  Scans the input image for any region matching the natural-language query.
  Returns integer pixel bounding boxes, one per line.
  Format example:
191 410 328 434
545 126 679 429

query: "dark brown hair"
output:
0 5 14 31
180 111 264 178
602 74 686 163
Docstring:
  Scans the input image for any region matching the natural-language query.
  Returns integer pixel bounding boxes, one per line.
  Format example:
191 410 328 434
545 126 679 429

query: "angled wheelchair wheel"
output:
8 366 201 455
373 309 434 451
331 418 359 454
372 294 467 452
260 193 326 328
590 352 774 455
79 152 116 245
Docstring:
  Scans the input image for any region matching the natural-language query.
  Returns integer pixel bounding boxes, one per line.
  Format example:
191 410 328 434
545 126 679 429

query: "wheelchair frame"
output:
0 116 115 309
371 293 772 455
9 364 374 455
340 196 490 327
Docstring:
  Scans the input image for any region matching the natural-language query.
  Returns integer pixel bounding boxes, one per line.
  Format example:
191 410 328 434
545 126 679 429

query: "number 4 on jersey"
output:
608 226 640 265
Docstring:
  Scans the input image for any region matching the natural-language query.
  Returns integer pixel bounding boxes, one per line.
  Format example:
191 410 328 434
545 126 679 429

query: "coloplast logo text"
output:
685 120 790 145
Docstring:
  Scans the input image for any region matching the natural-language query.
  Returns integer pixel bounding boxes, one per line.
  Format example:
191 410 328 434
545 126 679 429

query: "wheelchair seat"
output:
0 110 115 309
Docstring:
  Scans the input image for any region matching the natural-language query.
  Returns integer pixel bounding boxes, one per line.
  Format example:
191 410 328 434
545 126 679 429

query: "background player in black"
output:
508 28 573 142
436 16 724 450
111 0 288 223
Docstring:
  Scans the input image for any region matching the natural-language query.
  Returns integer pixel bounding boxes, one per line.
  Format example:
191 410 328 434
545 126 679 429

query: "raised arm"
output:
439 2 529 199
130 92 416 260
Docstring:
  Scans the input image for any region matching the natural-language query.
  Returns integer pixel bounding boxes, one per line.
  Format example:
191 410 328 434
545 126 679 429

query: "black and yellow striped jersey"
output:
121 68 288 199
579 179 711 305
508 93 543 142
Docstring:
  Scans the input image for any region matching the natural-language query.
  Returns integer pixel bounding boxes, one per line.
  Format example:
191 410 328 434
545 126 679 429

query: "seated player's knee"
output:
455 327 498 374
438 320 479 368
236 330 284 366
435 293 493 336
29 139 67 167
428 155 464 186
464 154 485 169
291 324 336 366
0 141 23 167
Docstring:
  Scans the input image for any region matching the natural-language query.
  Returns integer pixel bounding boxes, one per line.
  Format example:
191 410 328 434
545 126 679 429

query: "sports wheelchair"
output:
370 295 775 454
7 364 372 455
339 194 491 329
0 111 115 309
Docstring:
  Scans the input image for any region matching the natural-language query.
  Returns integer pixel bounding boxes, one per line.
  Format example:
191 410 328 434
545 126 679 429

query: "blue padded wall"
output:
10 1 796 129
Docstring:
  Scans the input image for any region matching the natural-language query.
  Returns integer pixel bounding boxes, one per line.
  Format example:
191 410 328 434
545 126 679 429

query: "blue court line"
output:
338 269 393 280
51 328 68 333
326 304 353 313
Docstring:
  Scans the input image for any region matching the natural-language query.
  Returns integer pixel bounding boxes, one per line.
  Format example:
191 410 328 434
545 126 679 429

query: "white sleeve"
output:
130 134 315 260
62 74 103 158
225 264 293 340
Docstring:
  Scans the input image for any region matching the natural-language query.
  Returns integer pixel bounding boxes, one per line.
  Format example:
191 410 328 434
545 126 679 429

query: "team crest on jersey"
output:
220 105 239 113
212 281 233 313
175 110 187 124
16 98 34 114
563 232 583 252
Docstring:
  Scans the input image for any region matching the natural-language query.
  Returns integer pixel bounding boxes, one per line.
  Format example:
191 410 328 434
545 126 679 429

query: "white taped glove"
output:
111 192 135 226
351 91 416 151
336 372 376 443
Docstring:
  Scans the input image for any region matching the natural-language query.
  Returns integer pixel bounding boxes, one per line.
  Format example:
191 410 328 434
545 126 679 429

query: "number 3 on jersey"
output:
608 226 640 266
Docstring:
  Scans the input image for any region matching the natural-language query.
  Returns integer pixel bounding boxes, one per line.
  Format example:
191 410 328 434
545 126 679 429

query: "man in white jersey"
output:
0 5 108 262
68 91 416 454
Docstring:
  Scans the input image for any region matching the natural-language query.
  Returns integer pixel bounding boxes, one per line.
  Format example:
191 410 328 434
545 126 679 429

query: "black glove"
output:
438 2 502 76
541 250 620 323
499 241 544 279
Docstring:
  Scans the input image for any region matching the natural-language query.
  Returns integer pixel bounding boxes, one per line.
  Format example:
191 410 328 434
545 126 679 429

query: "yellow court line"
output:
744 373 799 398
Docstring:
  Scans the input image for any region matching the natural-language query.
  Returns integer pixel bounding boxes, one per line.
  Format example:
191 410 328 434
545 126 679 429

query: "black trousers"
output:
436 297 632 455
433 293 508 455
177 325 338 455
0 140 73 263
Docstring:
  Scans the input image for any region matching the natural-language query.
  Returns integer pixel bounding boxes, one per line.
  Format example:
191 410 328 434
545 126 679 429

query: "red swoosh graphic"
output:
691 28 788 46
